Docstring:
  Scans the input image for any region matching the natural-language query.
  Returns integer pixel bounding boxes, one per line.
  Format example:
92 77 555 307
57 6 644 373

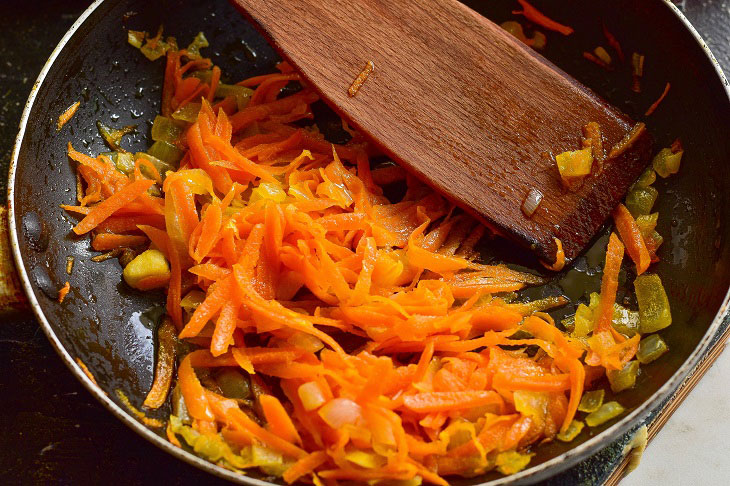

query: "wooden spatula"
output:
231 0 652 266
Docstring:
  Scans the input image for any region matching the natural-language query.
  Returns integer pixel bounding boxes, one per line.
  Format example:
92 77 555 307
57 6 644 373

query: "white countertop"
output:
621 344 730 485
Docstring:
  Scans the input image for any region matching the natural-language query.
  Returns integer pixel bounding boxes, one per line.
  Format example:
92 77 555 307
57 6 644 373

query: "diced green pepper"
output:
625 186 658 217
215 369 251 400
635 213 659 240
634 167 656 188
578 389 605 413
102 151 135 175
216 84 254 110
652 147 683 178
607 360 640 393
637 334 669 364
634 274 672 333
171 385 191 423
556 420 585 442
147 140 184 165
572 303 594 337
97 121 136 152
172 102 201 122
186 32 209 60
585 401 625 427
612 304 640 337
191 69 213 84
151 115 185 144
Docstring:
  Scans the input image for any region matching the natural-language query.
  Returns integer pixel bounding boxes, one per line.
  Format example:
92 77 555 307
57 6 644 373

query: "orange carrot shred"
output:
644 82 671 116
58 281 71 303
512 0 574 36
57 101 81 131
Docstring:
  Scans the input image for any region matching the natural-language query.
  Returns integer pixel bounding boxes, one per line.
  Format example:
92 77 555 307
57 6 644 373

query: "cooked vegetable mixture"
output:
60 28 680 485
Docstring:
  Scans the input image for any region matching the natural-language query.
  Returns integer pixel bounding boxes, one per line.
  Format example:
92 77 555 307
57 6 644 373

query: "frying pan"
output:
5 0 730 484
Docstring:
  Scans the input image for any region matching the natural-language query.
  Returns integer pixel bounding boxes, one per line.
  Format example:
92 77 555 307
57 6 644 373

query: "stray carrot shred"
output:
347 60 375 97
602 24 625 63
512 0 574 36
57 101 81 131
542 237 565 271
583 51 612 71
58 281 71 303
75 357 98 386
644 82 671 116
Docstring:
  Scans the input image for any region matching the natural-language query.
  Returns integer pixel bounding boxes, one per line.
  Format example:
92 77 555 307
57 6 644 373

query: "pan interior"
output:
10 0 730 484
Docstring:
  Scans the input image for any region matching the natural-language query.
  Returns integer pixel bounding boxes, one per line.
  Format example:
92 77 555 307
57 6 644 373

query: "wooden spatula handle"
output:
232 0 652 264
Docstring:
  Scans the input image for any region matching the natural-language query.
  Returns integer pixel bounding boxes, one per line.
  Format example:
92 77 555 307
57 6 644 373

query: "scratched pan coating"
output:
8 0 730 484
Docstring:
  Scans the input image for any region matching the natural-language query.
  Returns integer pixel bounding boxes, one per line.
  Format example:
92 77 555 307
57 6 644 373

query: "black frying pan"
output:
5 0 730 484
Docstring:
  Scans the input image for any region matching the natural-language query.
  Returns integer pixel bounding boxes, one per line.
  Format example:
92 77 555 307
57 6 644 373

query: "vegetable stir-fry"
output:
60 29 681 485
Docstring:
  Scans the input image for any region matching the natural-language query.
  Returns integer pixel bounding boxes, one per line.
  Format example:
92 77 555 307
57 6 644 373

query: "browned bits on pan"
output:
348 60 374 97
66 256 75 275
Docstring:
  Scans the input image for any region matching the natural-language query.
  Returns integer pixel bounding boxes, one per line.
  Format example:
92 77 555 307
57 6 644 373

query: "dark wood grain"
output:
232 0 653 264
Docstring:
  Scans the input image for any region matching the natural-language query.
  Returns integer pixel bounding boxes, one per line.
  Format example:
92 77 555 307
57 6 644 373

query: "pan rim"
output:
6 0 730 484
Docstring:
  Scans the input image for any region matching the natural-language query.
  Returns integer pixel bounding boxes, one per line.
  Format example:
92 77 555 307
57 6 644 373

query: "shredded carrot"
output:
512 0 574 36
61 35 674 484
602 24 625 63
75 357 97 386
57 101 81 130
347 61 375 97
542 237 565 271
583 51 612 71
644 82 671 116
58 281 71 303
613 203 651 274
608 122 646 159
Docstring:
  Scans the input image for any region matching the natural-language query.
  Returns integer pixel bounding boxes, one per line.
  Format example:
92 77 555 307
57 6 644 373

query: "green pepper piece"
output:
637 334 669 364
634 167 656 188
607 360 640 393
578 389 605 413
102 151 135 175
625 186 658 217
572 303 594 337
151 115 185 144
652 147 683 178
216 84 254 110
585 401 626 427
556 420 585 442
612 304 640 337
172 102 201 123
634 274 672 333
147 140 184 165
635 213 659 240
215 369 251 400
186 32 209 60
